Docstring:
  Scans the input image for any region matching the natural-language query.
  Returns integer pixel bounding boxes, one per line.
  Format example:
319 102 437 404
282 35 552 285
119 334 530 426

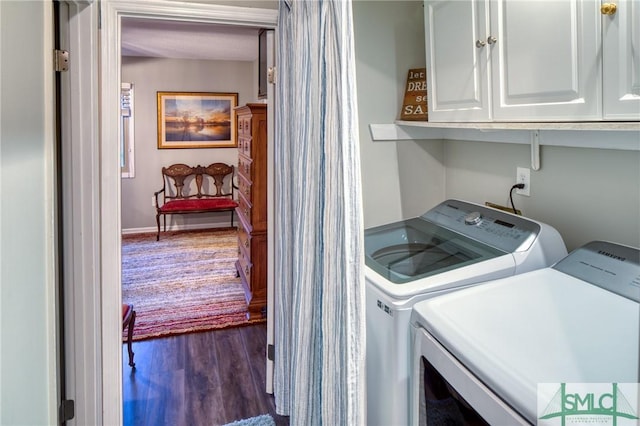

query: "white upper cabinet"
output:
424 0 639 122
602 0 640 119
489 0 600 121
424 0 491 121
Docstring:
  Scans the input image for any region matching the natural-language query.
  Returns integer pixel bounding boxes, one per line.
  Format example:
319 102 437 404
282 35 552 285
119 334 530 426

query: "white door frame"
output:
66 1 277 424
59 2 102 425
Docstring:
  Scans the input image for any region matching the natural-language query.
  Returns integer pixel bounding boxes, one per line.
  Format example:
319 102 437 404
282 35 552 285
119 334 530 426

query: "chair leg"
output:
127 310 136 367
156 213 161 241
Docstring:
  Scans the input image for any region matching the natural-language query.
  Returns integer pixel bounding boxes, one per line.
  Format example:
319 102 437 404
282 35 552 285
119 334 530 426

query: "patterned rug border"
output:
123 226 238 239
122 227 263 341
130 316 266 342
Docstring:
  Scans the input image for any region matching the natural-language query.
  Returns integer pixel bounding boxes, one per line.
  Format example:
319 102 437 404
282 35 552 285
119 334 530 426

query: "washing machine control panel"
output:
423 200 540 253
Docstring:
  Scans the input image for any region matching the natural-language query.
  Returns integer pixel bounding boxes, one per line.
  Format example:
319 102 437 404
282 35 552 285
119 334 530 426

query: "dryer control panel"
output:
422 199 540 253
554 241 640 302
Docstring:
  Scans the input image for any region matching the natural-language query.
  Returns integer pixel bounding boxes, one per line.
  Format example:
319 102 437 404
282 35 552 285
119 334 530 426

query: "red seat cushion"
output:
159 198 238 213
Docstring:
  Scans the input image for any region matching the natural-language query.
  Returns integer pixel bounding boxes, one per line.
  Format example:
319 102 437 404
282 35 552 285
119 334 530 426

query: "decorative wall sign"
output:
400 68 428 121
157 92 238 149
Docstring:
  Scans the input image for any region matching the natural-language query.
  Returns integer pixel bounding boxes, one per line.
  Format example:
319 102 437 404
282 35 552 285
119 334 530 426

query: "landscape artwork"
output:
157 92 238 148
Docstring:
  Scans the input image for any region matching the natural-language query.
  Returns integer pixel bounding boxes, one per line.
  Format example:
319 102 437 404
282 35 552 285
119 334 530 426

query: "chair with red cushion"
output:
153 163 239 240
122 304 136 367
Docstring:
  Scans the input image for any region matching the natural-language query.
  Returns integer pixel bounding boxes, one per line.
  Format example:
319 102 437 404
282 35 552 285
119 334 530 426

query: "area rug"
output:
223 414 275 426
121 228 263 341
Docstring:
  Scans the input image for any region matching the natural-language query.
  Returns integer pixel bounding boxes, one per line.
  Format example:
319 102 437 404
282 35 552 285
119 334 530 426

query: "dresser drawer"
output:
237 220 252 259
237 252 252 290
237 172 253 203
238 191 253 223
237 115 251 137
238 154 253 180
238 135 251 157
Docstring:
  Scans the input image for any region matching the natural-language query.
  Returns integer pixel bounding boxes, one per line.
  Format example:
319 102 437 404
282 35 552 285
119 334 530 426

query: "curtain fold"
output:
274 0 365 424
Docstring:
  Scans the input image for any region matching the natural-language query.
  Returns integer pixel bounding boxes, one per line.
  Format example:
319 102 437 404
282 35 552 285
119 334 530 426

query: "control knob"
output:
464 211 482 225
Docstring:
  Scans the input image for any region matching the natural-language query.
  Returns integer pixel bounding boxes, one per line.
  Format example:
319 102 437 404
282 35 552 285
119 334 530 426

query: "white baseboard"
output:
121 222 234 235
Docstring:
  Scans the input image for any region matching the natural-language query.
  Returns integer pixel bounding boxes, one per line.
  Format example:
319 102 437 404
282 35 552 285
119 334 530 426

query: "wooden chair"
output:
154 163 239 241
122 304 136 367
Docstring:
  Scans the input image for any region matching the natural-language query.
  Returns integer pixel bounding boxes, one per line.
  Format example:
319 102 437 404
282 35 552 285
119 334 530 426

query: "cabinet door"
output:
424 0 491 121
490 0 601 121
602 0 640 120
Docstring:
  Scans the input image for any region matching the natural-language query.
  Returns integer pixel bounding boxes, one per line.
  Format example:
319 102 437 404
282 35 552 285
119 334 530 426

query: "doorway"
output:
62 2 277 424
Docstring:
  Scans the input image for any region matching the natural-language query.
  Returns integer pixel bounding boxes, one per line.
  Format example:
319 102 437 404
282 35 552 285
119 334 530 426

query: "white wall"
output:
354 1 445 228
121 56 256 231
0 1 58 424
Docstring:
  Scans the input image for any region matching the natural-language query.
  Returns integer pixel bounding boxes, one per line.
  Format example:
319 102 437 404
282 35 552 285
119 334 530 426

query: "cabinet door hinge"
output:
59 399 75 422
54 50 69 72
267 344 275 361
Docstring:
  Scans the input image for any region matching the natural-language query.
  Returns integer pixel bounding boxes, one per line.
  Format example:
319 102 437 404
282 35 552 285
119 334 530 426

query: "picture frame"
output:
157 91 238 149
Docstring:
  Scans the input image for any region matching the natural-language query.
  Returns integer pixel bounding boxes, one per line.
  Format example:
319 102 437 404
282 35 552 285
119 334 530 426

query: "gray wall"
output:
443 140 640 251
121 56 257 231
354 1 445 228
0 1 57 424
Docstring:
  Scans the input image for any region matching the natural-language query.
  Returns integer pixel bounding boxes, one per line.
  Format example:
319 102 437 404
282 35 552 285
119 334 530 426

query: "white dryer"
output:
410 240 640 425
365 199 567 426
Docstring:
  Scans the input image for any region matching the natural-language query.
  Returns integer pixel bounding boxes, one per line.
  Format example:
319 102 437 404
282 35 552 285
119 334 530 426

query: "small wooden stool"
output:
122 304 136 367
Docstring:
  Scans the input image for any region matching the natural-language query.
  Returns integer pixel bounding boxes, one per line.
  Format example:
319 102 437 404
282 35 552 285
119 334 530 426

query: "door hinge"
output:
54 50 69 72
267 344 275 361
267 67 276 85
59 399 75 422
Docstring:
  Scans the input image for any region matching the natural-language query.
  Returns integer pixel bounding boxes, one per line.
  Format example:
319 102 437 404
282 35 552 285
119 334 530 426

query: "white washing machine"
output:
410 240 640 425
365 199 567 426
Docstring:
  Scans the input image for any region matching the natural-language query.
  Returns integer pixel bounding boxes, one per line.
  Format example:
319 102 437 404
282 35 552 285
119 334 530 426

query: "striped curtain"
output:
273 0 365 424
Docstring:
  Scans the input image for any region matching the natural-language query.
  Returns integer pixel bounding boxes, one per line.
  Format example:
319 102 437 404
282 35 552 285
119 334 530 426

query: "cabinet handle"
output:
487 36 497 45
601 3 617 15
475 39 486 48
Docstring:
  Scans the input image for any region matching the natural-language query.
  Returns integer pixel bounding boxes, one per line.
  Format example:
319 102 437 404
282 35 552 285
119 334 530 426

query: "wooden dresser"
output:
235 103 267 319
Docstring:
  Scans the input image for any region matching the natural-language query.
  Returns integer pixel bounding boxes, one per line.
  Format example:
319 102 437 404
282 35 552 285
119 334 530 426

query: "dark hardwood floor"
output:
122 323 289 426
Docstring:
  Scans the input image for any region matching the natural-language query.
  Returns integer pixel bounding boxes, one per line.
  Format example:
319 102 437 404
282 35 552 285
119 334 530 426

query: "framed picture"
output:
157 91 238 149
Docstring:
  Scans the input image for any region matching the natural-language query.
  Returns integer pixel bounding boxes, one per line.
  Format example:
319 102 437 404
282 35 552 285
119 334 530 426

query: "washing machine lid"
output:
364 217 505 284
412 241 640 424
364 200 541 284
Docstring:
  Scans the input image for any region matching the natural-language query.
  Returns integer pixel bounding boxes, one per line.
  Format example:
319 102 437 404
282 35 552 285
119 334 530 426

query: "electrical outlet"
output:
152 196 156 207
516 167 530 196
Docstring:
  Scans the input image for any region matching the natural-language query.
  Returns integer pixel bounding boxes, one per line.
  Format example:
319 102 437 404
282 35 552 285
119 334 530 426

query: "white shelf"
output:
369 121 640 151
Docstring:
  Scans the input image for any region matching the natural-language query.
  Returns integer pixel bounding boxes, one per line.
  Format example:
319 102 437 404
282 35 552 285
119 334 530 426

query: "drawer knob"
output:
487 35 497 45
476 39 486 48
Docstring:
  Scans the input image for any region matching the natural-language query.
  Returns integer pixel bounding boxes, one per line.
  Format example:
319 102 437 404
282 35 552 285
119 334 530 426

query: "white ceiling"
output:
121 17 261 61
